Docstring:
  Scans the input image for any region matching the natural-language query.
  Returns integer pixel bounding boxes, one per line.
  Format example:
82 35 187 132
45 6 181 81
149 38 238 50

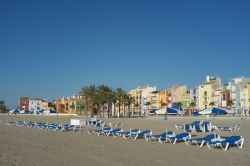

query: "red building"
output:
221 90 231 108
19 97 29 110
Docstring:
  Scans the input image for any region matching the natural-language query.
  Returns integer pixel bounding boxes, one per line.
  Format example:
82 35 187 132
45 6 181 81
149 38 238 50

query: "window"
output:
223 94 226 100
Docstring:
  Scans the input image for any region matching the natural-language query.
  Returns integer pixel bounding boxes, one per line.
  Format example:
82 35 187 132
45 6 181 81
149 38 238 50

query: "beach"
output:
0 115 249 166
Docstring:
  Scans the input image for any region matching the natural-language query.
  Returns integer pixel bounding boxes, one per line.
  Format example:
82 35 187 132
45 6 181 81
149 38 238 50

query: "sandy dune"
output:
0 115 249 166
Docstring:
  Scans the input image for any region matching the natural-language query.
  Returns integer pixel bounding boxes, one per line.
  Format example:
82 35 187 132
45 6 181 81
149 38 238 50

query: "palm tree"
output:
115 88 127 118
79 85 98 117
110 90 118 117
190 102 196 116
97 85 112 118
125 95 134 118
0 100 6 113
60 104 65 113
228 100 235 110
70 103 75 113
209 101 216 107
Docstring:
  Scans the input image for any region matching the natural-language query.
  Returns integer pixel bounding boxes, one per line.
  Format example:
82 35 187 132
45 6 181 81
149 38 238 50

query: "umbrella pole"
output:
164 112 168 131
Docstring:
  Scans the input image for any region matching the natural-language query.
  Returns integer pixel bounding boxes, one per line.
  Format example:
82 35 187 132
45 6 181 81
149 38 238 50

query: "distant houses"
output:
19 97 49 113
127 76 250 116
17 75 250 116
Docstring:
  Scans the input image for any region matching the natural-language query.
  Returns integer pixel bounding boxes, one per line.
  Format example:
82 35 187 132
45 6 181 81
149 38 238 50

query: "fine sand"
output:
0 115 249 166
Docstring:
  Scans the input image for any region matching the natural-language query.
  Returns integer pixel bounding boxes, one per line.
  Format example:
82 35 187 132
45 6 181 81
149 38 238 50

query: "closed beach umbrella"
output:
155 108 167 115
199 107 227 115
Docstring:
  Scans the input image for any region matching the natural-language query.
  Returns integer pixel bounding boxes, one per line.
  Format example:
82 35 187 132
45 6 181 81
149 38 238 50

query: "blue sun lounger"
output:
60 124 76 132
119 129 140 139
132 130 152 140
214 125 240 132
88 127 112 135
106 128 123 137
186 133 219 147
147 131 175 142
166 132 191 144
207 135 244 151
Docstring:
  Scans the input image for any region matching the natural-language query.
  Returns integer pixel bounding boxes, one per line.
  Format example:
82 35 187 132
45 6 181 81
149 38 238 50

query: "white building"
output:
228 77 250 114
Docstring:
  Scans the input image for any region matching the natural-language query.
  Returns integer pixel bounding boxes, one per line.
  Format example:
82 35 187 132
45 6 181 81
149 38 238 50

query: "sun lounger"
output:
104 128 122 137
200 121 212 133
119 129 140 139
207 136 244 151
175 124 183 130
88 127 112 135
109 128 123 137
132 130 152 140
186 133 220 147
60 124 76 132
213 125 240 132
166 132 191 144
147 131 175 142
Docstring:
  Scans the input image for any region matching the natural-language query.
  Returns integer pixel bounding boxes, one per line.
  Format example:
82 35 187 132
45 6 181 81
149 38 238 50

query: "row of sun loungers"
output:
175 121 212 133
6 121 76 132
5 120 244 151
175 121 240 133
212 125 240 132
88 127 244 151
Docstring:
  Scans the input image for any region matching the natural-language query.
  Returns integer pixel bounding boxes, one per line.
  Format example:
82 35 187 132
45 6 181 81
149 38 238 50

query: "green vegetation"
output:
0 100 7 113
79 85 133 118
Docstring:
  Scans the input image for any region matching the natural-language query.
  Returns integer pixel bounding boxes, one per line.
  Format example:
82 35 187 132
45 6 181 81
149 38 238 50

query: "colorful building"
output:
54 96 79 114
19 97 48 113
171 85 188 103
190 87 199 111
147 90 159 110
181 92 190 115
19 97 29 110
205 76 222 107
248 83 250 110
157 90 167 108
220 86 231 108
229 77 250 114
29 98 43 113
198 84 212 110
128 85 157 115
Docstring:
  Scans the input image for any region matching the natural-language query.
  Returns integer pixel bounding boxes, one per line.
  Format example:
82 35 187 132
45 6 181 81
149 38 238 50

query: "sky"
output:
0 0 250 109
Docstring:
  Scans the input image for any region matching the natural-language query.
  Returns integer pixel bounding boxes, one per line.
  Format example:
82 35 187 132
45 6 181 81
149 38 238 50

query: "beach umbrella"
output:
155 108 167 115
192 111 200 116
198 107 227 115
38 110 44 114
166 107 178 115
9 109 20 114
149 109 158 115
49 109 57 113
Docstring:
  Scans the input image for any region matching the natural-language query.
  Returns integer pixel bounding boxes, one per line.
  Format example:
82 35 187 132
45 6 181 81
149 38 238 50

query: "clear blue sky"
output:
0 0 250 109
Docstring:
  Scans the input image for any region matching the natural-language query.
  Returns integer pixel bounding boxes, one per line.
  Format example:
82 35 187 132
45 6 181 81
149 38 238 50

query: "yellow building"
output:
128 87 142 115
128 86 157 115
198 84 212 110
157 90 167 108
54 96 78 114
42 100 49 110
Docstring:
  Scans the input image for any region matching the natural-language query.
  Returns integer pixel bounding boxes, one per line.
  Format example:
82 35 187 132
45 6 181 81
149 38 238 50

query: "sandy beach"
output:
0 114 249 166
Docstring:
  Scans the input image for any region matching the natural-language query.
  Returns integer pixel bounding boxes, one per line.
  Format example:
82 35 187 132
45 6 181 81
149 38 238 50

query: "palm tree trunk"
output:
118 103 121 118
103 104 105 118
123 103 126 118
128 103 131 118
112 102 116 117
107 102 110 118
